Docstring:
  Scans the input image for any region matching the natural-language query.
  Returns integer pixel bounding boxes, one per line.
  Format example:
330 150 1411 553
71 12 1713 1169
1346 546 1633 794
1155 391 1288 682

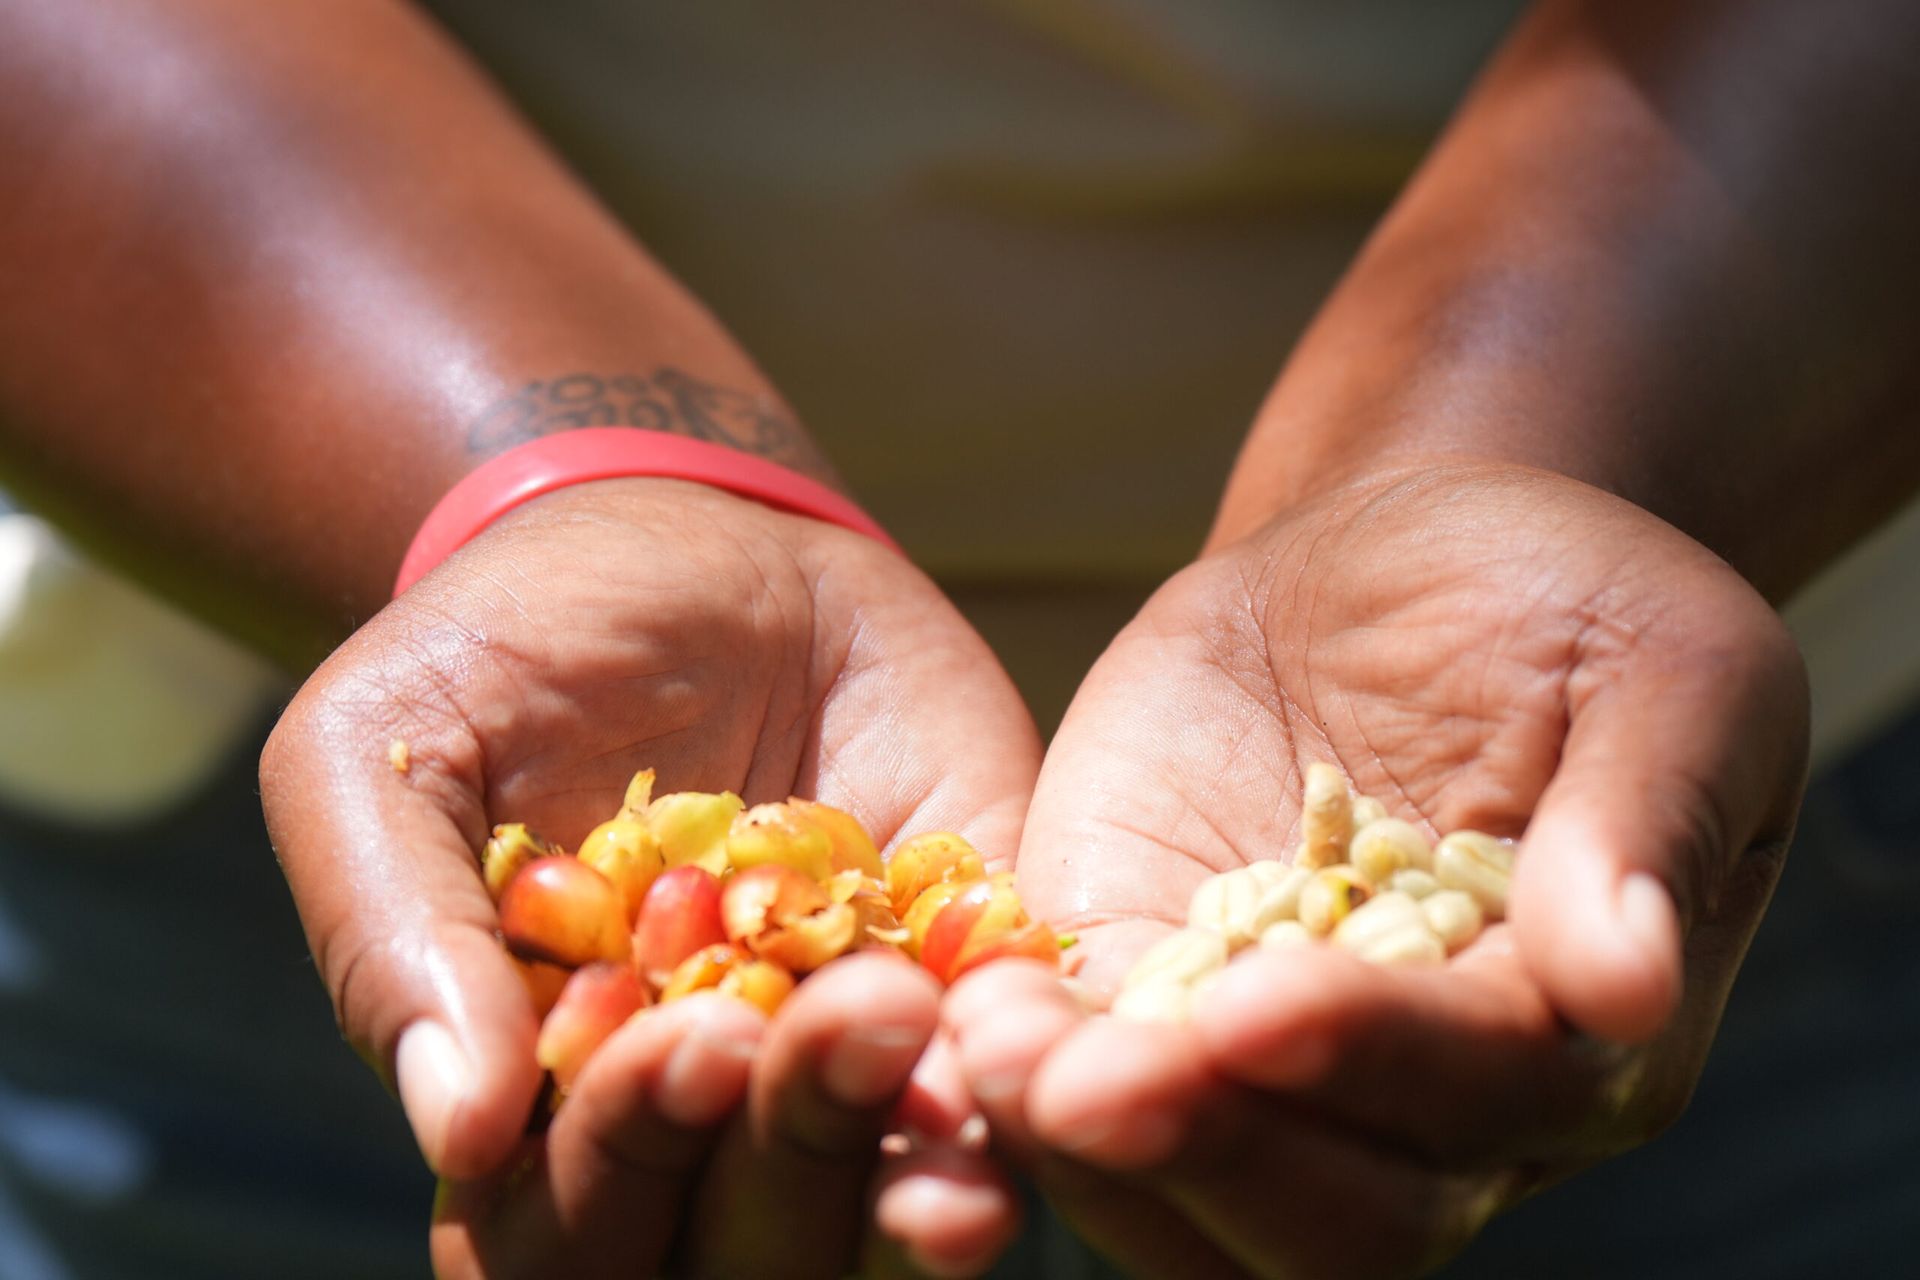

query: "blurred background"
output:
3 2 1916 1276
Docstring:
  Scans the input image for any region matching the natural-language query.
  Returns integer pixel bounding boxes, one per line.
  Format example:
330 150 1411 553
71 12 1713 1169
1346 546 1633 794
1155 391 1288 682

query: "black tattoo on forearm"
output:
466 370 835 482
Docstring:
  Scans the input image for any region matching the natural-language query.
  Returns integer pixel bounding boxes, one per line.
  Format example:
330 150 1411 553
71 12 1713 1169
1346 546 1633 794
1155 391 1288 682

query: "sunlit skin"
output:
265 481 1039 1280
935 0 1920 1266
575 813 664 924
727 803 837 882
7 0 1920 1276
948 464 1808 1276
791 800 888 880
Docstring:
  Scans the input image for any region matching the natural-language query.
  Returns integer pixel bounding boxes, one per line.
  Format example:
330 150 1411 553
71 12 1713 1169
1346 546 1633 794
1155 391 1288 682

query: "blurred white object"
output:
0 514 281 825
1785 495 1920 770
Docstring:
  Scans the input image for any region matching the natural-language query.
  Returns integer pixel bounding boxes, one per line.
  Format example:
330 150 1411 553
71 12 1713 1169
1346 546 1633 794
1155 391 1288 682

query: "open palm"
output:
947 461 1807 1278
260 476 1040 1279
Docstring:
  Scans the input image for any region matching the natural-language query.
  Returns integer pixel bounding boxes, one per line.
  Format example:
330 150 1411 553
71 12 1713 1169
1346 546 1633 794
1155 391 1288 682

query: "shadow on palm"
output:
964 462 1806 1277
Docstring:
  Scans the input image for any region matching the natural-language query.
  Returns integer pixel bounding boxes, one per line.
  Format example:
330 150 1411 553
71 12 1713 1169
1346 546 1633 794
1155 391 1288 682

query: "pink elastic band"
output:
393 429 898 597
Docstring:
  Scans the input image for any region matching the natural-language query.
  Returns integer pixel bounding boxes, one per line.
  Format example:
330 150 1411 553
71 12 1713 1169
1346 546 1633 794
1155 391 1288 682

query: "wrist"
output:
394 427 896 598
1206 0 1920 597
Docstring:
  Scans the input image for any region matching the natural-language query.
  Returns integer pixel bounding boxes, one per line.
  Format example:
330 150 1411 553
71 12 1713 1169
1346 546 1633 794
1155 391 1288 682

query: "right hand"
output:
260 476 1041 1279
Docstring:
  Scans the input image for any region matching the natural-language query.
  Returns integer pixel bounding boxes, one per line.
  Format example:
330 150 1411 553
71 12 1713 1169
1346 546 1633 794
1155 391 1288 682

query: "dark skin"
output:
0 0 829 662
5 0 1919 1276
948 0 1920 1275
1 2 1031 1275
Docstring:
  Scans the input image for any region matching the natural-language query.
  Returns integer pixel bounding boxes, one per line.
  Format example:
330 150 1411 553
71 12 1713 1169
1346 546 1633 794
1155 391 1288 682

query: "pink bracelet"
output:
393 429 899 597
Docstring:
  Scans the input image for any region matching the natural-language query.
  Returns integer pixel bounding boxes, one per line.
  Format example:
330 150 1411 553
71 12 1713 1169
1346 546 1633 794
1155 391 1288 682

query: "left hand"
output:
944 460 1808 1277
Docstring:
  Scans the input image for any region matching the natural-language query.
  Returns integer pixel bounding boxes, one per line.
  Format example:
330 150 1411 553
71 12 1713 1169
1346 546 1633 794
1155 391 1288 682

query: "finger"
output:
1024 1007 1505 1278
866 1146 1022 1279
1024 1014 1213 1170
260 655 541 1180
945 963 1251 1280
1511 602 1806 1042
1189 935 1637 1168
430 993 765 1279
892 1029 986 1149
683 951 955 1279
871 1028 1019 1273
1024 1155 1258 1280
943 959 1089 1158
1152 1084 1513 1280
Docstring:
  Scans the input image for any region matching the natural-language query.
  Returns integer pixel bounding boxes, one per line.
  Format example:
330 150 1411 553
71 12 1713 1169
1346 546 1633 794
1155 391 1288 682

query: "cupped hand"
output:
259 476 1040 1279
945 461 1808 1278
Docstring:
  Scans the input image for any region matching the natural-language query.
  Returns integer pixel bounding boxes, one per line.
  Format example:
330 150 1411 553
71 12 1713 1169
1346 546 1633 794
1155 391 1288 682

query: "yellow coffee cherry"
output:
577 814 664 924
788 799 885 878
727 802 835 881
482 823 559 903
645 789 743 876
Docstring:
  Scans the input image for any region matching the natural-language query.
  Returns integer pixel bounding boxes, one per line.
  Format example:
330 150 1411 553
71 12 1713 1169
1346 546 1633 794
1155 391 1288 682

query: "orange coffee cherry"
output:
498 856 629 968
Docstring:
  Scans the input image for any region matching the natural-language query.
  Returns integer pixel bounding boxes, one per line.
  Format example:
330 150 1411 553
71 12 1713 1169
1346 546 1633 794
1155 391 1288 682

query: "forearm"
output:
0 0 826 665
1212 0 1920 602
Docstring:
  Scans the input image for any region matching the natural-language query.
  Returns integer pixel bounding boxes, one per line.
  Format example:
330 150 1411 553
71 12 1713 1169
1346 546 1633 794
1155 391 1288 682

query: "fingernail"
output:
657 1023 759 1128
878 1175 1011 1276
1617 872 1676 959
396 1021 471 1175
822 1023 926 1108
955 1112 989 1152
1050 1108 1183 1168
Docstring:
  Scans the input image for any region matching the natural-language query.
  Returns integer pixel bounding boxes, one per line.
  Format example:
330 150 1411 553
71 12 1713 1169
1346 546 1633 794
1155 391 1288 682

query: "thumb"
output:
262 661 541 1181
1510 611 1807 1044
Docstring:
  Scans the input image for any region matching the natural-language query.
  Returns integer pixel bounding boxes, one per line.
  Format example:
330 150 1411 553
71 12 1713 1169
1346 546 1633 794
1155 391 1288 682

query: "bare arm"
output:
1215 0 1920 600
0 0 829 665
0 8 1036 1276
951 5 1910 1273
